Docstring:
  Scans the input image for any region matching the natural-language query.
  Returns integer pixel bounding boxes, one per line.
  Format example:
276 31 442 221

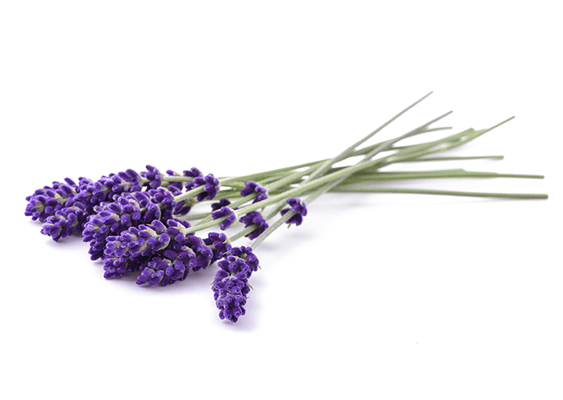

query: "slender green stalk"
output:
308 91 435 181
341 170 545 182
331 186 548 199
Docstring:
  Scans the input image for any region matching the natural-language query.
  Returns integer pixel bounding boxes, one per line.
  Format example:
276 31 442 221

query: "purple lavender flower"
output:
194 174 220 201
280 197 308 226
104 219 171 259
163 169 185 191
183 167 203 190
240 181 268 203
102 218 214 285
82 193 147 260
135 223 214 286
40 202 87 241
136 251 188 287
102 254 148 279
203 232 232 264
239 211 269 240
25 178 80 222
31 169 149 242
145 187 177 221
211 206 237 230
212 246 259 322
181 168 220 200
103 219 186 280
74 170 144 207
211 198 231 212
140 165 163 189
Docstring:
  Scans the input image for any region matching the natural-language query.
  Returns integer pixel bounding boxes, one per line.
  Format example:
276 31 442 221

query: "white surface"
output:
1 1 561 399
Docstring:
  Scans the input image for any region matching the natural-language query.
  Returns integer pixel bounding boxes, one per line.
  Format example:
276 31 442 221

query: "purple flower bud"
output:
239 211 269 240
240 181 268 203
211 206 237 230
280 197 307 226
211 198 231 212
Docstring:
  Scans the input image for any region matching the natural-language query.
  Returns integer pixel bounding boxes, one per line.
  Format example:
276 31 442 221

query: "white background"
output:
1 1 561 399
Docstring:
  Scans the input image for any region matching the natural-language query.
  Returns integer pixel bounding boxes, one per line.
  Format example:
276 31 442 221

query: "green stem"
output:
398 155 504 162
307 91 436 181
341 170 545 182
331 186 548 199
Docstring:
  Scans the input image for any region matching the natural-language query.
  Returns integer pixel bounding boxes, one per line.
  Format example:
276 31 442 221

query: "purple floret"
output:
211 206 237 230
211 198 231 212
239 211 269 240
240 181 268 203
194 174 220 201
280 197 308 226
140 165 163 189
203 232 232 264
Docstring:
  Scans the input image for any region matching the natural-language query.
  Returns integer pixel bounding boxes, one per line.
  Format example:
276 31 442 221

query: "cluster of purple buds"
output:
239 211 269 240
40 202 86 241
203 232 232 264
104 219 214 286
26 168 160 242
211 206 237 230
281 197 308 226
211 198 231 212
25 178 81 222
240 181 268 203
135 227 214 286
212 246 260 323
81 187 180 260
183 167 221 201
25 164 308 324
74 169 144 209
140 165 163 189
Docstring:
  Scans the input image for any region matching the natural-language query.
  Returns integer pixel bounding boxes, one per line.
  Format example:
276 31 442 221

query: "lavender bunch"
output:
25 92 548 323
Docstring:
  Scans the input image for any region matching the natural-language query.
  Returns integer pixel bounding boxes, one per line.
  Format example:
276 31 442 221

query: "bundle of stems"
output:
161 92 546 250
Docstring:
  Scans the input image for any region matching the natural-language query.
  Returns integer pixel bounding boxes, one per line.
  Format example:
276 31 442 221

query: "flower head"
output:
240 181 268 203
25 178 80 222
211 198 231 212
40 202 87 241
280 197 308 226
134 224 214 286
74 170 144 207
239 211 269 240
104 219 172 259
212 246 259 322
211 206 237 230
140 165 163 189
203 232 232 264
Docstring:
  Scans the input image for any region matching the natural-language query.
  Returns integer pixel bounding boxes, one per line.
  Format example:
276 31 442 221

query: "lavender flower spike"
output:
212 246 259 323
194 174 221 201
25 178 79 222
280 197 308 226
211 206 237 230
240 181 268 203
239 211 269 240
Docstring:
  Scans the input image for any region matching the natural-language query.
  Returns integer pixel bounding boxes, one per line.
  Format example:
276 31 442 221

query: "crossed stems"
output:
158 95 547 249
